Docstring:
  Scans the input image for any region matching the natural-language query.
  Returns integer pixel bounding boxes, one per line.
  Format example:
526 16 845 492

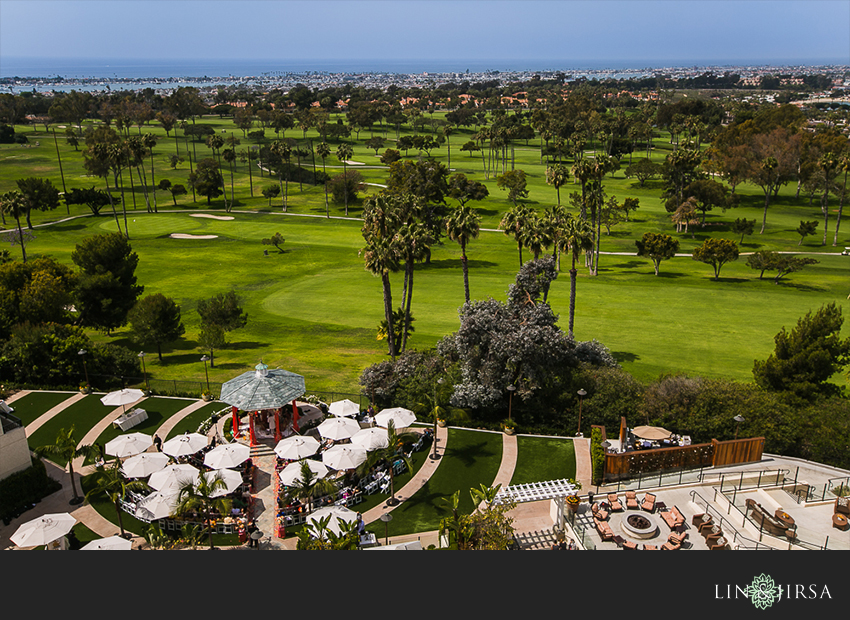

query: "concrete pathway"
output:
573 436 592 489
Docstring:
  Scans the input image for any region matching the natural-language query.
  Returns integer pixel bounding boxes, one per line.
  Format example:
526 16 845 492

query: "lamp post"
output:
138 351 148 393
379 512 393 546
576 389 587 436
201 355 211 394
431 378 443 461
78 349 89 389
507 385 516 421
734 415 745 440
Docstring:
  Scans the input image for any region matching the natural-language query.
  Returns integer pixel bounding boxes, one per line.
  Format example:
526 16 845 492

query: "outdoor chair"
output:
668 531 688 546
835 496 850 517
622 540 638 550
661 506 685 530
661 540 681 551
607 493 624 511
698 519 717 535
643 544 658 550
641 493 656 513
709 536 729 550
591 503 609 521
625 490 639 510
594 518 615 541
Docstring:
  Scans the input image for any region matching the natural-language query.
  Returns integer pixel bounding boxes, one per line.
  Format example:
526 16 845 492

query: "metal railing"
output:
0 412 23 433
690 489 780 550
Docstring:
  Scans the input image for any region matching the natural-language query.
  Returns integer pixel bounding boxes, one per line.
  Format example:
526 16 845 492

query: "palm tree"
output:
558 214 595 339
336 143 354 216
205 133 228 210
445 203 481 304
500 204 534 267
357 420 416 506
833 155 850 246
34 425 98 505
143 133 158 212
175 471 231 550
0 191 29 263
84 460 148 537
520 212 553 261
270 140 292 212
397 221 432 351
363 235 402 359
283 460 338 514
316 142 331 217
545 163 570 206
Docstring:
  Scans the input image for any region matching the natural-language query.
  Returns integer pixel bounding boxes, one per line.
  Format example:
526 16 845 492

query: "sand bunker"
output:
170 233 219 239
190 213 234 220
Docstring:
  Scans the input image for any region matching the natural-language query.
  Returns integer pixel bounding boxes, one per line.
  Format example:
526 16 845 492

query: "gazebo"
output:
219 362 306 446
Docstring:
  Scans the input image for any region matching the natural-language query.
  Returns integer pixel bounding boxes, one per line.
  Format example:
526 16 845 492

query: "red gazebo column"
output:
232 406 240 438
249 411 257 447
274 408 282 442
292 400 300 433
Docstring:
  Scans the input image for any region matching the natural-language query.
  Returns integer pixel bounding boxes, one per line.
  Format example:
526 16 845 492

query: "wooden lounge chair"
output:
594 518 615 541
625 490 639 510
591 502 609 521
607 493 624 511
623 540 638 550
641 492 656 513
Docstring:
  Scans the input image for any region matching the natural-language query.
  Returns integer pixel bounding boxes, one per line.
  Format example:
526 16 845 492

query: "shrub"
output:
0 459 61 523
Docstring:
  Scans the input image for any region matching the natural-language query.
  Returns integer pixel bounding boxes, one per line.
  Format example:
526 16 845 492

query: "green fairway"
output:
365 427 504 538
9 392 77 427
2 116 850 397
511 436 577 485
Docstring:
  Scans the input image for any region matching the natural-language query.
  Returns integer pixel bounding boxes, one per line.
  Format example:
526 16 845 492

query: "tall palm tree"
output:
396 221 432 352
143 133 158 212
833 155 850 246
316 142 331 217
206 133 228 210
558 214 595 339
175 471 231 550
363 235 402 359
270 140 292 212
500 204 534 267
336 143 354 216
445 203 481 304
34 425 97 504
0 191 29 263
84 460 148 537
520 212 553 261
545 163 570 206
357 420 417 506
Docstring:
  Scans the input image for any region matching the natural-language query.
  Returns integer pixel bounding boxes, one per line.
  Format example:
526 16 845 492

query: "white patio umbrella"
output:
350 427 389 451
11 512 76 548
162 432 207 457
322 444 368 471
81 535 133 551
375 407 416 429
274 435 321 460
121 452 170 478
100 388 146 414
307 505 358 537
328 399 361 417
278 459 329 487
200 469 243 497
148 463 200 493
317 416 360 441
135 491 179 521
203 443 251 469
105 432 153 458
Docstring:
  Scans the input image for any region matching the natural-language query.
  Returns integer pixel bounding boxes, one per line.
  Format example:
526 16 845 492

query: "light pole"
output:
734 415 745 440
138 351 148 393
78 349 89 388
507 385 516 421
576 389 587 436
379 512 393 546
201 355 211 394
431 378 443 461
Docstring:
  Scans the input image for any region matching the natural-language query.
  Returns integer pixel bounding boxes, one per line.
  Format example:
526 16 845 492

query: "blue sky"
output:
1 0 848 65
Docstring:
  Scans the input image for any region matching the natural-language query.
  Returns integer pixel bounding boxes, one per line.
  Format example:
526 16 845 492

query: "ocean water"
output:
5 56 841 80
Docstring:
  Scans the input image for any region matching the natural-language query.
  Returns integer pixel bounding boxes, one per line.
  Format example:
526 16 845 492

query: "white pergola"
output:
493 479 581 533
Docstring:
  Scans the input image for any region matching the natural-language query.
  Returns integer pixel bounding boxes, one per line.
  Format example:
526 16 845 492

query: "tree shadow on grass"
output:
608 260 645 269
445 439 499 468
656 271 687 279
611 351 640 363
421 258 499 270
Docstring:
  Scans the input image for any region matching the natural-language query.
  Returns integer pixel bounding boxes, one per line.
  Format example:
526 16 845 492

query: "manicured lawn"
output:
27 394 111 465
9 391 77 427
510 436 577 485
166 401 229 439
365 427 503 538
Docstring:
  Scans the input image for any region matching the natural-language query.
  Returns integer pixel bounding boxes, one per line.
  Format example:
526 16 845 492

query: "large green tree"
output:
15 177 60 230
196 291 248 367
128 293 185 361
692 238 739 281
188 157 224 205
753 302 850 399
635 232 680 276
71 232 143 332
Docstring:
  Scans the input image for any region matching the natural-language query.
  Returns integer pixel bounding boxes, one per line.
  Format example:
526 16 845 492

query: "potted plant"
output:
437 417 447 427
566 494 581 512
79 384 91 395
201 390 214 402
502 419 517 435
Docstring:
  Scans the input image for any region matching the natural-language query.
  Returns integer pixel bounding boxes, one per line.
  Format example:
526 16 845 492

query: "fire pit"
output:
621 512 659 539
